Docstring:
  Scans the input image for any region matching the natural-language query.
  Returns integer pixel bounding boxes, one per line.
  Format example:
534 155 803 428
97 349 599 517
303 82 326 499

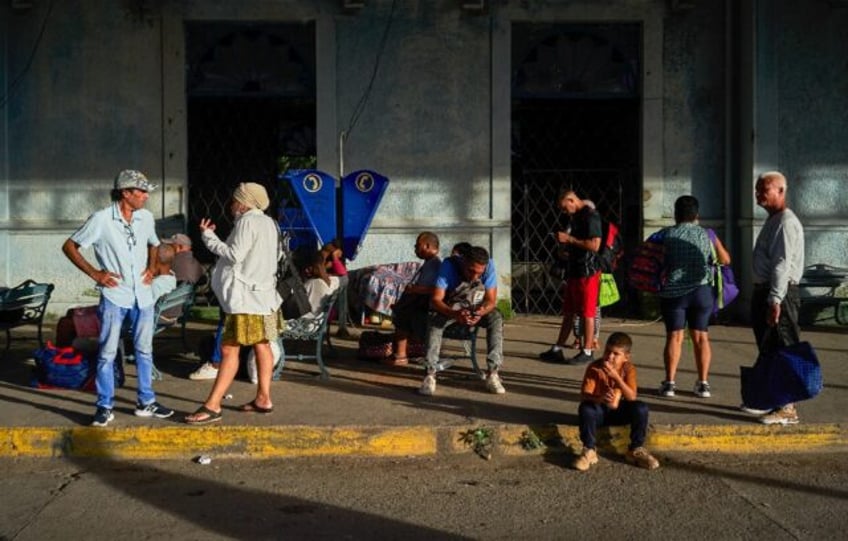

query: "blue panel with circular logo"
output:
278 169 337 250
340 170 390 260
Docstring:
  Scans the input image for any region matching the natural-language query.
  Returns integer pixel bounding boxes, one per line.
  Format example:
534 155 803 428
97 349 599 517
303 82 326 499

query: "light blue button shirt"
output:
71 203 159 308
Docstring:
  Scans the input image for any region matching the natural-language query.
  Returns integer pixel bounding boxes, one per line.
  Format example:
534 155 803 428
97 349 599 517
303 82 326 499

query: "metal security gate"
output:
511 23 642 315
511 169 626 315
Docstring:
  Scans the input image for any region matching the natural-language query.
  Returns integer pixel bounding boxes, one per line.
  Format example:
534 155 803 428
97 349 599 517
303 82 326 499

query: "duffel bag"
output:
32 341 91 389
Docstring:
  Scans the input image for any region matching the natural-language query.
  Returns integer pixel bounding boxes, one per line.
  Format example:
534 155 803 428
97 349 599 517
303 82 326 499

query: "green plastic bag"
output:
599 273 620 307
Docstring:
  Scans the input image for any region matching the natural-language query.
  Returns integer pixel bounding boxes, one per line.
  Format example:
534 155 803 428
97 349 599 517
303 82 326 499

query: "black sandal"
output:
185 405 222 425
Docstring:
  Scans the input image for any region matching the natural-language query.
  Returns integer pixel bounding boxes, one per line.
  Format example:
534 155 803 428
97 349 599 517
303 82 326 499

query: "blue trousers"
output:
578 399 650 450
96 297 155 409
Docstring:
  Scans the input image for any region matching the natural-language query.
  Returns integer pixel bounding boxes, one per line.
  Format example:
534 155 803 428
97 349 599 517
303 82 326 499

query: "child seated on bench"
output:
301 249 342 316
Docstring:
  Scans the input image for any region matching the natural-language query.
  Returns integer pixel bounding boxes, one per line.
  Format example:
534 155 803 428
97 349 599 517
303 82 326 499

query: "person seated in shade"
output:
162 233 204 285
388 231 441 365
300 249 342 316
151 243 177 301
572 331 660 472
418 245 505 396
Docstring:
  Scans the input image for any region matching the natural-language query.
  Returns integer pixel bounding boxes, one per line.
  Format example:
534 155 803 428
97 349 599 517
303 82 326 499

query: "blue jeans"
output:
424 310 504 374
96 297 155 409
210 316 224 365
578 400 650 450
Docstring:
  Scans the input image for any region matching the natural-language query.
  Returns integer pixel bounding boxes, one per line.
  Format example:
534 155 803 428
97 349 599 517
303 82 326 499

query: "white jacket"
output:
204 209 281 315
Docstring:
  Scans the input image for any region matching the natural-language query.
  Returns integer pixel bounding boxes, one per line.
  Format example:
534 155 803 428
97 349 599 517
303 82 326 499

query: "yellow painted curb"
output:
1 423 845 459
645 423 848 453
0 426 439 459
499 423 848 455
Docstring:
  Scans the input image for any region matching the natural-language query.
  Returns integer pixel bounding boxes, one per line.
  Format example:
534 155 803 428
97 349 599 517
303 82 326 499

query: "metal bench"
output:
152 282 196 349
0 280 55 358
434 324 482 377
274 288 340 380
799 264 848 325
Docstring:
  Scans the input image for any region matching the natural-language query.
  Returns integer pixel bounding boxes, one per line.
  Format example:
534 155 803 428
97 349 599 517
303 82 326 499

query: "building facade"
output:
1 0 846 318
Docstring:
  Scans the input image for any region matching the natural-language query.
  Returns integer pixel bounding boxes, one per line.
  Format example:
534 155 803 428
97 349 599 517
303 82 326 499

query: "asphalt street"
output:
2 451 847 540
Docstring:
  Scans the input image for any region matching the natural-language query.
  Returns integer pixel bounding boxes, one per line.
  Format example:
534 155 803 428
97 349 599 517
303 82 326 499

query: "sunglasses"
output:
123 223 137 248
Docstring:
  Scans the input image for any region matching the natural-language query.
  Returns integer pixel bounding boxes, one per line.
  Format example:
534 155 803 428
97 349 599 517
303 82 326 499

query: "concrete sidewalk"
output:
0 316 845 459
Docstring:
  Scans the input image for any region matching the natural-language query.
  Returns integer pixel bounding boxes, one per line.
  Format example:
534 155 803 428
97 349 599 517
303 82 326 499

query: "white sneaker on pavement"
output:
739 404 770 415
485 372 506 394
189 362 219 381
419 374 437 396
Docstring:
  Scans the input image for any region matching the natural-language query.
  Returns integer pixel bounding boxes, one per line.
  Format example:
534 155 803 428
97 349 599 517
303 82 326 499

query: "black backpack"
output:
594 220 624 273
276 237 312 319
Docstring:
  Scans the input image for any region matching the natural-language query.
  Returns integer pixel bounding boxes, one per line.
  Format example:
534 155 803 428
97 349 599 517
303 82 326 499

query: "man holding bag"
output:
748 171 806 425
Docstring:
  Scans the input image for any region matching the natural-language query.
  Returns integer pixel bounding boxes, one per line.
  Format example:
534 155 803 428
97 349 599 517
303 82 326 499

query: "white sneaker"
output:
189 362 219 381
739 404 770 415
485 372 506 394
693 381 712 398
658 380 676 397
419 374 437 396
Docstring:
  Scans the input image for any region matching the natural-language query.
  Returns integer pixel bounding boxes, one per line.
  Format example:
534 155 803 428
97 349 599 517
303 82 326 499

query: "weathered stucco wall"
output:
335 1 500 269
2 0 846 316
775 0 848 267
662 1 727 226
0 2 182 310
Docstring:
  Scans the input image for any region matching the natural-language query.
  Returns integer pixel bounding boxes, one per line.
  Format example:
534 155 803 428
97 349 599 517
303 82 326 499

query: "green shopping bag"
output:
599 273 620 307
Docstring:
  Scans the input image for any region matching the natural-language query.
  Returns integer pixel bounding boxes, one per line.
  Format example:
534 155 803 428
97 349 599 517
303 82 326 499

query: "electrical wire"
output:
343 0 397 141
0 0 55 111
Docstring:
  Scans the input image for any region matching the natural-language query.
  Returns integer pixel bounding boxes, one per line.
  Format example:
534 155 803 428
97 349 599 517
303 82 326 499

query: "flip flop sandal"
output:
185 405 222 425
381 355 409 366
240 400 274 414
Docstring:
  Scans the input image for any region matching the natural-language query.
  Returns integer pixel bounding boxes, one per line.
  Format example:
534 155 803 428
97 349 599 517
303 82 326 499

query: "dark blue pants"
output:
578 400 650 450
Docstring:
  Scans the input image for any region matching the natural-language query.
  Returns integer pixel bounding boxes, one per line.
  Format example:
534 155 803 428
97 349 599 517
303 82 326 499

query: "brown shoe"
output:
572 448 598 471
626 447 660 470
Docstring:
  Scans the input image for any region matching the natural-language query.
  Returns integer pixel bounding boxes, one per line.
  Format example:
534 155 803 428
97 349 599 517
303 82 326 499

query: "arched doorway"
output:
185 22 317 263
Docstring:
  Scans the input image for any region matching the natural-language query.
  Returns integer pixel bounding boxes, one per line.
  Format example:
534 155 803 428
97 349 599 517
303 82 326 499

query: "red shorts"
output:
563 273 601 318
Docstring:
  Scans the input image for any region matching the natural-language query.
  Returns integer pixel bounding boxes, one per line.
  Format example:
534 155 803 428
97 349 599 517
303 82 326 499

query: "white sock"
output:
551 345 562 352
582 349 593 356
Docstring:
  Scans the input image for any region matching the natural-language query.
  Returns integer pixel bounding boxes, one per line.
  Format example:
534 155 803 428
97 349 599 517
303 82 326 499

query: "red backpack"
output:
627 231 666 293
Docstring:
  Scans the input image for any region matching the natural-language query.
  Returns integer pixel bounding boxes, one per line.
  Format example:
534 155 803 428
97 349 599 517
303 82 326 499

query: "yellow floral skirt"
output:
221 311 282 346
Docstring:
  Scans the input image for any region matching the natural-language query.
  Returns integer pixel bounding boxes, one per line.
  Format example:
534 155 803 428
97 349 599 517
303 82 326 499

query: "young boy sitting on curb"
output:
572 331 660 471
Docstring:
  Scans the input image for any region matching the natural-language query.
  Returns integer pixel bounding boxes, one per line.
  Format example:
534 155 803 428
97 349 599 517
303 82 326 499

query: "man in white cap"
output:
62 169 174 426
